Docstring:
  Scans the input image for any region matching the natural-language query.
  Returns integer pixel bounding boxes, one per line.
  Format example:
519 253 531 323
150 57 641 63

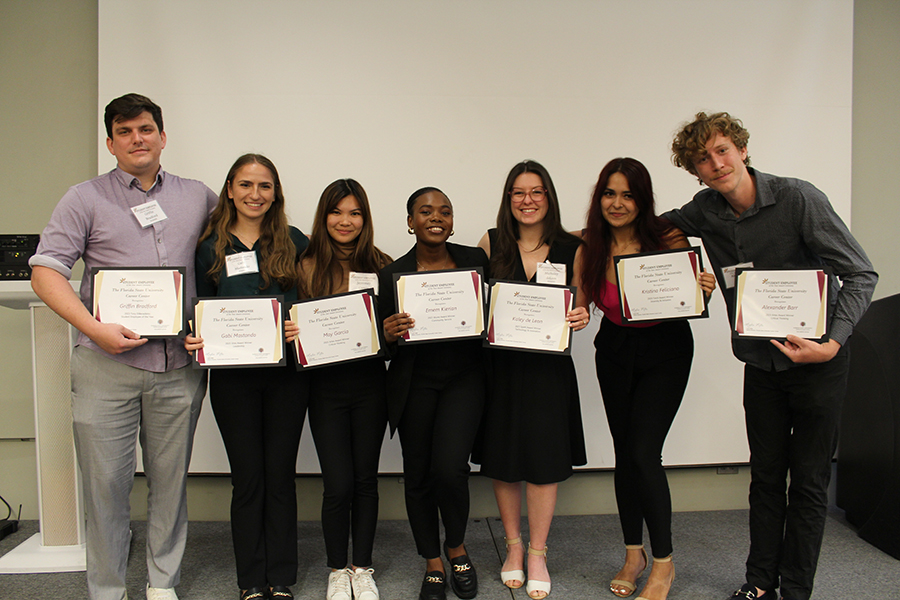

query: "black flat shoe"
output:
240 588 266 600
730 583 771 599
269 585 293 599
419 570 446 600
444 547 477 599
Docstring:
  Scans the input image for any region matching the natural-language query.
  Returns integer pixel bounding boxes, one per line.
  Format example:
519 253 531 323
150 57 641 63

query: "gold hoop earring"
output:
408 227 415 234
450 230 455 236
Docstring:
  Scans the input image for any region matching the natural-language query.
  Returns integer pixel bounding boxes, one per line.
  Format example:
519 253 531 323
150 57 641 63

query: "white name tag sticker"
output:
349 271 379 295
536 262 566 285
722 262 754 289
225 251 259 277
131 200 167 228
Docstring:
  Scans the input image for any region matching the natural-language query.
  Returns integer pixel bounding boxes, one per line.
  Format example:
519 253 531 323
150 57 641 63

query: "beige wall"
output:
1 0 897 521
0 0 98 519
851 0 900 299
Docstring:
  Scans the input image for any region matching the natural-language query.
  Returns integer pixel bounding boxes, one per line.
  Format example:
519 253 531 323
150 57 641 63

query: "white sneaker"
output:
351 567 380 600
326 568 353 600
146 584 178 600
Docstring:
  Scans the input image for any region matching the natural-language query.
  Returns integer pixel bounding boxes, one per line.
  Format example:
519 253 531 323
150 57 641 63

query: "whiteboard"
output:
99 0 853 472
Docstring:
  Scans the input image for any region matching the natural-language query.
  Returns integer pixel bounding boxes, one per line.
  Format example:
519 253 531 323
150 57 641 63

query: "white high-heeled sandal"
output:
500 536 525 589
526 543 550 599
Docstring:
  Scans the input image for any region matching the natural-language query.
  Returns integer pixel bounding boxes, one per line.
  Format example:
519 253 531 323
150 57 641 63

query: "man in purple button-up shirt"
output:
30 94 218 600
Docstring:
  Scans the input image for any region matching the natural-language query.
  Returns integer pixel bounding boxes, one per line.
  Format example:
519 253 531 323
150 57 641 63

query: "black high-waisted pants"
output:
594 317 694 559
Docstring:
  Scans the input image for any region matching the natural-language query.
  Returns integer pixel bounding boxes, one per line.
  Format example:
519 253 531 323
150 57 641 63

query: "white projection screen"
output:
99 0 853 473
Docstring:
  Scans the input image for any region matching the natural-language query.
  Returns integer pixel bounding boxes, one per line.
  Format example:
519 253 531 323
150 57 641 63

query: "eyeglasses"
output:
509 187 547 203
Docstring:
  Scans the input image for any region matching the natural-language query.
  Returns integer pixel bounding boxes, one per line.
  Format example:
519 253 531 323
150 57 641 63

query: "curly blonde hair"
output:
671 112 750 182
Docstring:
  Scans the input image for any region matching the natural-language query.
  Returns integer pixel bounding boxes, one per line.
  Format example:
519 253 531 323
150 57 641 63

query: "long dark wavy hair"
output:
299 178 391 298
491 160 580 279
581 157 677 306
198 153 299 291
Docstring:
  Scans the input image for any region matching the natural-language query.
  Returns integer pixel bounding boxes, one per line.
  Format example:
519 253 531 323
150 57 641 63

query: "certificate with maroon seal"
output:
290 290 382 369
193 296 285 368
485 280 574 354
90 267 185 337
614 248 708 322
393 267 485 344
733 268 829 340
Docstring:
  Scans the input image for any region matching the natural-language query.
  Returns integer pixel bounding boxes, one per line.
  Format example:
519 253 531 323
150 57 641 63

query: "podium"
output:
837 293 900 559
0 281 86 572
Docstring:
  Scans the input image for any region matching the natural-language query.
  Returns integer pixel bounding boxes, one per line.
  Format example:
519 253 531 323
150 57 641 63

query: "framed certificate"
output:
485 280 574 354
614 247 708 322
733 268 829 340
290 289 383 369
393 267 485 344
193 295 285 368
90 267 185 337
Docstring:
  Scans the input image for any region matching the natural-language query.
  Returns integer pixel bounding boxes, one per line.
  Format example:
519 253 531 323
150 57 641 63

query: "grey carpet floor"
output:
1 509 897 599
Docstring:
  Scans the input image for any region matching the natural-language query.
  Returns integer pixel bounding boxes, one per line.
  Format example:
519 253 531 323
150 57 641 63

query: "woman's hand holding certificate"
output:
486 280 574 354
614 248 708 322
193 296 285 368
393 268 485 343
290 290 382 369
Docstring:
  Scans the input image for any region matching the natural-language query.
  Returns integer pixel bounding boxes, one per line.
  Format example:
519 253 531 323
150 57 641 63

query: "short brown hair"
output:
104 93 163 138
671 111 750 178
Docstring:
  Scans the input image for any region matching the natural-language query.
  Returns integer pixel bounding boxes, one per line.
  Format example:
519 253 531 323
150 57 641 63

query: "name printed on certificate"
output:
194 296 285 368
486 280 574 354
91 267 185 337
394 268 485 344
734 269 829 340
290 290 382 369
615 248 708 322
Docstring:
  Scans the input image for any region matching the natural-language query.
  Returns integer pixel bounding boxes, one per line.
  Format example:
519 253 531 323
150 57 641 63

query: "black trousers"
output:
594 318 693 559
308 359 388 569
398 365 485 559
743 349 849 600
210 365 308 590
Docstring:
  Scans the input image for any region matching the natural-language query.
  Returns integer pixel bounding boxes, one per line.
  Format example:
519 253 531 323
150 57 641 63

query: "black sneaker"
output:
420 571 446 600
731 583 770 599
445 553 477 599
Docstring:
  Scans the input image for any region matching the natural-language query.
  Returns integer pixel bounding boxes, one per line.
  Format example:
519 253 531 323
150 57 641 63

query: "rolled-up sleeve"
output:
29 186 93 279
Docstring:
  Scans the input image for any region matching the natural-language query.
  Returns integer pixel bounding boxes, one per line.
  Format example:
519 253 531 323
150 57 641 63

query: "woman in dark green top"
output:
185 154 308 600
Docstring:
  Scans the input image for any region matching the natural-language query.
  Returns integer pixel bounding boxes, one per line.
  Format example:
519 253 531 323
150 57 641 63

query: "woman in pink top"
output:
574 158 715 600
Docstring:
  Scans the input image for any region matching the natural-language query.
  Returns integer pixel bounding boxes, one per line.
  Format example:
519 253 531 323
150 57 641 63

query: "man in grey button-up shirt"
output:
665 112 876 600
30 94 217 600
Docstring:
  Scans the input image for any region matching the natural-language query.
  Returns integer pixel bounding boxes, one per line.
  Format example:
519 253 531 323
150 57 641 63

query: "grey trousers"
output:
70 346 206 600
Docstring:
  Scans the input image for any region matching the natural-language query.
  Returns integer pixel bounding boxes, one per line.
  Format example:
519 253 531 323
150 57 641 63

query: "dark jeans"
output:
210 365 308 590
743 349 849 600
398 366 485 559
595 318 694 558
308 359 388 569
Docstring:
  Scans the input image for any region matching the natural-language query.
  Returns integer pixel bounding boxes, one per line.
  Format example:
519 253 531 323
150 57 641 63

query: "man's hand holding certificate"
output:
486 280 574 354
393 268 484 343
193 296 285 367
614 248 708 322
290 290 382 369
734 269 829 340
91 267 185 337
